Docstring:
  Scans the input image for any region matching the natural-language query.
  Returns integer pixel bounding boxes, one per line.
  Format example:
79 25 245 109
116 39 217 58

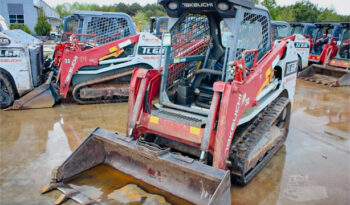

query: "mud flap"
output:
299 64 350 86
8 72 59 110
42 128 231 205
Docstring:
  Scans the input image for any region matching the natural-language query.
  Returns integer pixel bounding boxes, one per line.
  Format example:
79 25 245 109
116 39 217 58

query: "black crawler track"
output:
72 70 133 104
228 97 291 185
72 87 129 105
0 72 15 109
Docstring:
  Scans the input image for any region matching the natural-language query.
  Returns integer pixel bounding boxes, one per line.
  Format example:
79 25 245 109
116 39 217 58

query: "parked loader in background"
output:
0 15 52 109
271 21 291 41
5 11 165 110
272 21 310 72
136 16 169 39
42 0 299 204
150 16 169 38
62 10 137 45
308 23 343 64
289 22 317 51
299 22 350 86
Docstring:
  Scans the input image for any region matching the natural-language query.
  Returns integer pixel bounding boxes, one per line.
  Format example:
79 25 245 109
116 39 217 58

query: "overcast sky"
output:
44 0 350 15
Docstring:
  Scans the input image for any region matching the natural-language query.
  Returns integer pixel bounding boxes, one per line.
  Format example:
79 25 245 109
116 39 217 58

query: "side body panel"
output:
294 34 310 69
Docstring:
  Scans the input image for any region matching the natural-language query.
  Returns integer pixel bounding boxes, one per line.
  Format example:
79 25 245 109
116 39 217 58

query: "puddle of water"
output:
68 165 192 205
0 103 129 204
1 79 349 204
293 80 350 143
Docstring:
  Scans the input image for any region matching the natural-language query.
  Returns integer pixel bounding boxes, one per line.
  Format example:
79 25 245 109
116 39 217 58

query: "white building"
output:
0 0 61 34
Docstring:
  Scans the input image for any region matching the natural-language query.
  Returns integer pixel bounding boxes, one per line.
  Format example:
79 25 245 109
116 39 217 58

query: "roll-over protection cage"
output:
63 11 137 45
311 23 343 55
271 21 291 41
157 0 270 114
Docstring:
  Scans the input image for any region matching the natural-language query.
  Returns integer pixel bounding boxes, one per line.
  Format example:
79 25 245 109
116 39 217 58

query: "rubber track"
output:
0 72 15 108
229 97 290 185
72 70 133 105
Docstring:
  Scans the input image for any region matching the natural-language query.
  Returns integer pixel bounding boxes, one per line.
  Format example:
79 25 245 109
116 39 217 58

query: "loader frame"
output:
127 2 298 169
42 1 299 204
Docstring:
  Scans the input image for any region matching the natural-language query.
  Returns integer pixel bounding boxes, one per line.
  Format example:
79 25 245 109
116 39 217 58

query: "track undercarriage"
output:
72 70 134 104
229 97 291 185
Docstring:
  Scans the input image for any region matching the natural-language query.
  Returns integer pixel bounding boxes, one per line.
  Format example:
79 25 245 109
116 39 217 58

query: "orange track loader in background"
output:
42 0 300 204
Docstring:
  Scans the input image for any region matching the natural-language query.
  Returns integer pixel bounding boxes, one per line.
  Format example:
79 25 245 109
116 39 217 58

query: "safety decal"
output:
190 126 201 136
150 116 159 124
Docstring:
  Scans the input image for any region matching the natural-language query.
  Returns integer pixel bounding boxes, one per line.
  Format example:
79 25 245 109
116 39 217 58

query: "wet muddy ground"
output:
0 79 349 205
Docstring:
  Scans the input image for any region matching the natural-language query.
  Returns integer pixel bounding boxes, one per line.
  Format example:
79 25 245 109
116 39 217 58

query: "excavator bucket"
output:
299 64 350 86
8 72 59 110
41 128 231 205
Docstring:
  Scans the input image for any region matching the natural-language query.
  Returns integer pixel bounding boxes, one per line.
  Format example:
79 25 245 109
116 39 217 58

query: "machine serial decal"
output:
138 46 165 55
285 60 298 76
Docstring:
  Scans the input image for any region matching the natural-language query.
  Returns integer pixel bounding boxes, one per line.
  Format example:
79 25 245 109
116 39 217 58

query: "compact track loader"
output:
271 21 310 72
299 22 350 86
0 16 52 109
290 22 317 51
42 1 299 204
6 11 164 110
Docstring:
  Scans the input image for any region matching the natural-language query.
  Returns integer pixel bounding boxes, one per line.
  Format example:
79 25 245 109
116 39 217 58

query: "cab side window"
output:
236 12 270 68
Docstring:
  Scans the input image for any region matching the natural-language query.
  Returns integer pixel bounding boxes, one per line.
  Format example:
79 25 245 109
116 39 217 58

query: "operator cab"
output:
271 21 291 41
150 17 169 38
290 22 317 39
62 10 137 46
311 23 342 55
156 0 271 116
336 23 350 60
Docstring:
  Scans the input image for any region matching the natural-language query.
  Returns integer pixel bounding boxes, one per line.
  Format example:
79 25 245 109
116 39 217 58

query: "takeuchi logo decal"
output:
181 2 214 8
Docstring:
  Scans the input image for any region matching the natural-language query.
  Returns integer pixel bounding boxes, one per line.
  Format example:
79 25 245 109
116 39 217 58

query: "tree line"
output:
8 0 349 35
55 0 349 24
256 0 349 22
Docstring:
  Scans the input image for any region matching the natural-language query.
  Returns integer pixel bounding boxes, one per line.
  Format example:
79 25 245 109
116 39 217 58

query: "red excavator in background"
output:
42 1 300 204
299 22 350 86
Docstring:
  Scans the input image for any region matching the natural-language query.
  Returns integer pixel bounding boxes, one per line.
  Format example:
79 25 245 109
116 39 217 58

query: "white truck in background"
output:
0 15 46 108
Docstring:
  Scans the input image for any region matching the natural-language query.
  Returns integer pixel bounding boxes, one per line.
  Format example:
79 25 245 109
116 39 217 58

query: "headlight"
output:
168 2 178 10
217 2 230 11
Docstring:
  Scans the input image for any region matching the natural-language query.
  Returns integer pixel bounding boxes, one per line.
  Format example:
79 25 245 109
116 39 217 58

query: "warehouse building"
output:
0 0 60 34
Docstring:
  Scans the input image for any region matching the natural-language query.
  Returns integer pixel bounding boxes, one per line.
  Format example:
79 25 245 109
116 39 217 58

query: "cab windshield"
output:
272 24 290 40
291 25 303 35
